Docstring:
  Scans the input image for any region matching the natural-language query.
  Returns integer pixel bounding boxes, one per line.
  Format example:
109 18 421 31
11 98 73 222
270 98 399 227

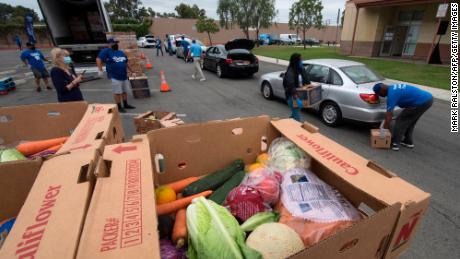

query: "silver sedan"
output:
259 59 399 126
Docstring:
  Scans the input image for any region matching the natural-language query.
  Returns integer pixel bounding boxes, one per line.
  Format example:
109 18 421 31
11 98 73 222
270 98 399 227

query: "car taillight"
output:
225 58 233 64
359 93 379 104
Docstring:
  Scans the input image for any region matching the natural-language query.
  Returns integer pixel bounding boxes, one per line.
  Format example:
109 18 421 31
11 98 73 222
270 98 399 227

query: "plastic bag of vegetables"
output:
186 197 262 259
242 168 282 205
268 137 311 173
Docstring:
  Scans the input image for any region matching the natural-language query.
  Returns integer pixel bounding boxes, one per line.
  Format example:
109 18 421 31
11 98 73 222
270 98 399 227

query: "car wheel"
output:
261 81 274 100
320 101 343 127
216 64 224 78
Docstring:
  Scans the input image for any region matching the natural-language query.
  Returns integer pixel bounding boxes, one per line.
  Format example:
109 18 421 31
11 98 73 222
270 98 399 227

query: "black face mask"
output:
111 44 119 51
31 46 36 51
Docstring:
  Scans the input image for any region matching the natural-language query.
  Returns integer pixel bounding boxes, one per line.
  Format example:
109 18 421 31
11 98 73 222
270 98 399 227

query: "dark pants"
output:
392 98 433 144
168 46 173 55
156 47 163 56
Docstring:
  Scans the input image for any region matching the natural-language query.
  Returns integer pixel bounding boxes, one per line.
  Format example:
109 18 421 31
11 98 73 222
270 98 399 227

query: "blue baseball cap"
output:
107 38 119 44
373 83 383 94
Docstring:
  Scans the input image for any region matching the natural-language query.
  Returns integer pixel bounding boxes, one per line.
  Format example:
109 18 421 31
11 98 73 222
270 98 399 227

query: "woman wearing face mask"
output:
50 48 84 102
282 53 311 122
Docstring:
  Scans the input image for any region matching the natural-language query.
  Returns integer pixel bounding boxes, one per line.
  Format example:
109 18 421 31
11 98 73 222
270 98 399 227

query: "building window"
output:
398 10 425 22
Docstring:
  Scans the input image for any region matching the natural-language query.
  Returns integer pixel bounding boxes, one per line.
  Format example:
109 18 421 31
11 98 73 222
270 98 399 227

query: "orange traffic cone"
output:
146 57 153 69
160 70 171 92
140 52 146 59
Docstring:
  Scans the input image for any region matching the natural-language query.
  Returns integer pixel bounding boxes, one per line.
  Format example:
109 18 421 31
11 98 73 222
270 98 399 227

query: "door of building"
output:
391 26 409 56
380 26 395 56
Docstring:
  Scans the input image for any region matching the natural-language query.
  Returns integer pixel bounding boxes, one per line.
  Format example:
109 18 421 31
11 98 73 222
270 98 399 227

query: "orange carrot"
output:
44 143 63 152
166 177 200 193
172 209 187 248
16 137 69 156
156 190 212 216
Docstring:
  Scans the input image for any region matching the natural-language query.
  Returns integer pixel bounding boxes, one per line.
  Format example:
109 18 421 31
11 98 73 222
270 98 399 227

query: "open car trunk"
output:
228 50 255 64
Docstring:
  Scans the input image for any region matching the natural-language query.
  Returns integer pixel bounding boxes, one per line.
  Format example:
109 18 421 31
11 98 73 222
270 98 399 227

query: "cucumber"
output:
209 170 245 204
182 159 244 197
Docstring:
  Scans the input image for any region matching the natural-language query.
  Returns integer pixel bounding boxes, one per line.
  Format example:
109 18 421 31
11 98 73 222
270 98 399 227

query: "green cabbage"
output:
186 197 262 259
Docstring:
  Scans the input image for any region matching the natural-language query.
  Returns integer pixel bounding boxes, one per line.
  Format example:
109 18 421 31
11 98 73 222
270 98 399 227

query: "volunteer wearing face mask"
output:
282 53 310 122
20 42 52 92
49 48 84 102
96 38 135 113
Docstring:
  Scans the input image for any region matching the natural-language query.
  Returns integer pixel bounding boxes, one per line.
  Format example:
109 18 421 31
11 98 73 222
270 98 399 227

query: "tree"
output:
216 0 238 29
157 12 177 18
175 3 206 19
0 3 39 24
196 16 220 45
217 0 277 40
289 0 323 49
251 0 277 46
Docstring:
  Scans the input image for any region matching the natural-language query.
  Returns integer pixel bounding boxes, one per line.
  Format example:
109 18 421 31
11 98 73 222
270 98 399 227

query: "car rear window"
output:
340 65 383 84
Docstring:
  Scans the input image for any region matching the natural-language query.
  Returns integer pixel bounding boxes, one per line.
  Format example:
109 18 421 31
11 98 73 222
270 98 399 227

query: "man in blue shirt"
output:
190 39 206 82
180 36 190 63
374 83 433 151
96 38 135 113
20 42 51 92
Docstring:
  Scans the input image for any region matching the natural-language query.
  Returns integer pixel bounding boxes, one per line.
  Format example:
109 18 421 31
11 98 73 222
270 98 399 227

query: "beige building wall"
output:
149 18 341 45
340 1 450 62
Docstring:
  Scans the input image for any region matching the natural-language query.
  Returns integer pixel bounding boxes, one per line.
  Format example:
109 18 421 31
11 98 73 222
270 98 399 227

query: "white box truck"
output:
37 0 112 63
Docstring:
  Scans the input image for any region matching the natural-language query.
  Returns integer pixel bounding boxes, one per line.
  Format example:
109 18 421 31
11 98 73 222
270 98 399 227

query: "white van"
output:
279 34 298 45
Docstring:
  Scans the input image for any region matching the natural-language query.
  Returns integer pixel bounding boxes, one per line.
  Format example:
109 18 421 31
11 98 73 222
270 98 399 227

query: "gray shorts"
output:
31 67 50 79
111 79 129 94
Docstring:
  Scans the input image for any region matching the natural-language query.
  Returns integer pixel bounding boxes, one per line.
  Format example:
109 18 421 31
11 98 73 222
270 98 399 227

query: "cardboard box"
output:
142 116 429 258
0 102 88 175
0 159 42 223
0 149 100 258
76 139 159 259
293 84 322 108
59 103 125 153
129 76 151 99
371 129 392 149
133 111 179 134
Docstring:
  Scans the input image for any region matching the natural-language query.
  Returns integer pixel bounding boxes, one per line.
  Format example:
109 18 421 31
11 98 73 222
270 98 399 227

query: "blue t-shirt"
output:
98 49 128 81
98 48 113 78
181 40 190 51
20 49 45 69
190 43 202 58
386 84 433 112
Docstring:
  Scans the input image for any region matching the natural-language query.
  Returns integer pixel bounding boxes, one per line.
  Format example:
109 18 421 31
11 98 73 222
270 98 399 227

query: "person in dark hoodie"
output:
282 53 310 121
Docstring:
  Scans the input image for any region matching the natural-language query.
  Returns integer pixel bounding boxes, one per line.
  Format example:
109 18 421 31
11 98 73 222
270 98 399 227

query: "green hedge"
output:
112 22 151 37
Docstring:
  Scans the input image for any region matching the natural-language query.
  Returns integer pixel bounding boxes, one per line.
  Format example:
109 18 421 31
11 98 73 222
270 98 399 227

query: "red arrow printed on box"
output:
112 145 137 154
69 144 92 151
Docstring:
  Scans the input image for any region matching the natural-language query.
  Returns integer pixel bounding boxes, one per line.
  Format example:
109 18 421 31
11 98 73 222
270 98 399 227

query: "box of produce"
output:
370 129 392 149
0 149 100 258
292 83 322 108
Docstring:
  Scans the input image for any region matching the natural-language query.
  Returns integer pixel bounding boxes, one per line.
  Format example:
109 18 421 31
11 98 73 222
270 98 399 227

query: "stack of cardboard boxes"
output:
0 105 430 258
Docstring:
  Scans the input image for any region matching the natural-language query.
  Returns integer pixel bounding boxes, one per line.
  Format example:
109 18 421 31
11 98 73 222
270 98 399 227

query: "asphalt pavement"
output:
0 48 459 258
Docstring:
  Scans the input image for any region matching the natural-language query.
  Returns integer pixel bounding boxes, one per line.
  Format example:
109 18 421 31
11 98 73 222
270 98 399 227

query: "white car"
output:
137 35 155 48
279 34 298 45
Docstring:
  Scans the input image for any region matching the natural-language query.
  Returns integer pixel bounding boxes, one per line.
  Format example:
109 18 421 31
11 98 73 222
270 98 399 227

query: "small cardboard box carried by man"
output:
371 128 392 149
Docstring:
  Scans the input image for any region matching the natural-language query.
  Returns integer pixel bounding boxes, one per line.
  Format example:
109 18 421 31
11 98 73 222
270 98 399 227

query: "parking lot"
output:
1 47 459 258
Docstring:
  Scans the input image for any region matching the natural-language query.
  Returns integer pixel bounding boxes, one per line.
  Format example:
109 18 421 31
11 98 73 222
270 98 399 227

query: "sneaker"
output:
200 78 206 82
192 74 196 79
118 107 127 113
401 141 414 148
391 143 400 151
36 87 41 92
124 104 136 109
46 86 52 90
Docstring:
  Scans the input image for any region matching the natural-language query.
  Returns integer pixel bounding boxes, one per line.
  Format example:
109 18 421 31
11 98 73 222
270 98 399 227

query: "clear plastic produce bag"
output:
268 137 311 173
242 167 282 205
